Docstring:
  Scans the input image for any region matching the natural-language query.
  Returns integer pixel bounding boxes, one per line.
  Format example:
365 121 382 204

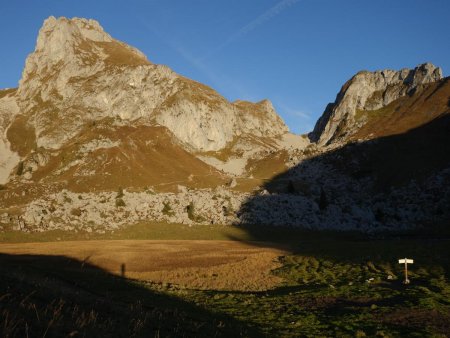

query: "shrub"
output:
223 201 234 217
116 198 126 207
117 187 124 198
186 202 195 221
71 208 82 217
162 202 175 216
186 202 204 222
16 161 24 176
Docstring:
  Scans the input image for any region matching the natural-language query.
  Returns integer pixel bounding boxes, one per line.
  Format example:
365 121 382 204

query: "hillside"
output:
243 76 450 231
0 16 448 234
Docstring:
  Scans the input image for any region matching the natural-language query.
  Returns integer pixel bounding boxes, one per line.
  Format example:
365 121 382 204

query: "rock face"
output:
310 63 443 145
15 16 287 152
0 89 21 184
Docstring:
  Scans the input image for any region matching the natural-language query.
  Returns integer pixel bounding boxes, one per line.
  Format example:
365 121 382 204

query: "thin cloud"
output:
278 103 311 120
201 0 301 61
287 110 311 119
137 17 252 100
168 42 254 100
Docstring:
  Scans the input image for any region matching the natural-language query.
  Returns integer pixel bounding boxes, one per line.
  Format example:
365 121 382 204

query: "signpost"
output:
398 258 414 284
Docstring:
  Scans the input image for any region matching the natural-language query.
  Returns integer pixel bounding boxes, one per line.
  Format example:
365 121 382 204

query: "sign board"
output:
398 259 414 264
398 258 414 284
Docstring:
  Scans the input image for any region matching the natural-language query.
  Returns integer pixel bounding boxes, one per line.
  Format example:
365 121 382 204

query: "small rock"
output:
228 178 237 188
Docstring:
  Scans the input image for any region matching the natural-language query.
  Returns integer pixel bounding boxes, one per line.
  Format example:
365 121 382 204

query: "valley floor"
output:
1 224 449 337
0 239 286 291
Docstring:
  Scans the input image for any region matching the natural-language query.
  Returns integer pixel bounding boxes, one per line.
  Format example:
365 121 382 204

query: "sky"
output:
1 0 449 134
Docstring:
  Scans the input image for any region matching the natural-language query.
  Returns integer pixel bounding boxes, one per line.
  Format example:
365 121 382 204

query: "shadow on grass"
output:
0 253 260 337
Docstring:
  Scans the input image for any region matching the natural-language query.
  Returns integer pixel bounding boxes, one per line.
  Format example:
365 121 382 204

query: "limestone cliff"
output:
0 89 20 184
14 16 288 152
310 63 443 145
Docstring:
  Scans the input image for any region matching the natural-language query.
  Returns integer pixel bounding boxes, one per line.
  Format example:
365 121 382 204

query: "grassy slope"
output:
0 123 227 209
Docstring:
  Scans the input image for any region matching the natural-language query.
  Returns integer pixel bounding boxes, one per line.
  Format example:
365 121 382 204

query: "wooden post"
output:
398 258 414 284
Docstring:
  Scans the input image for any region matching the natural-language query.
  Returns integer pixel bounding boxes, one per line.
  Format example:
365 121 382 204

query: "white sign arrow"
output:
398 259 414 264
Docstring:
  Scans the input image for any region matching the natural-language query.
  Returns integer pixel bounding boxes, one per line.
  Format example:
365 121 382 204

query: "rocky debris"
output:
177 185 188 193
1 162 448 233
79 138 120 153
310 63 443 145
9 188 245 232
239 163 450 231
197 155 248 176
196 131 308 176
228 178 237 188
15 151 51 181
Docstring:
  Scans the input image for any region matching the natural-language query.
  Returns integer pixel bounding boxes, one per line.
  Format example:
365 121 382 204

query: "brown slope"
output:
60 126 223 192
13 122 227 195
0 88 17 99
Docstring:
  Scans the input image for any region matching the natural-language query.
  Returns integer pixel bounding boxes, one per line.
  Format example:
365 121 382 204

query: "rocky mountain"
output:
0 16 302 188
0 16 448 234
253 77 450 231
310 63 443 145
0 16 304 231
16 16 287 151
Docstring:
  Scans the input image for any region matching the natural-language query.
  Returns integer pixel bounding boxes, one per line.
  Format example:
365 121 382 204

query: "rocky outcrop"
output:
0 89 20 184
2 163 448 233
310 63 443 145
14 16 288 152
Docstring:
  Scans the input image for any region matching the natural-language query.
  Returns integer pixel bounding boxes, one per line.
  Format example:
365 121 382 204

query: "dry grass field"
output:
0 239 287 291
1 227 449 336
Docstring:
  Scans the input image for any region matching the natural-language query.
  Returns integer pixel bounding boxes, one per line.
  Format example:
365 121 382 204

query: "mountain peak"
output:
23 16 149 73
12 16 287 152
310 63 443 145
38 16 113 47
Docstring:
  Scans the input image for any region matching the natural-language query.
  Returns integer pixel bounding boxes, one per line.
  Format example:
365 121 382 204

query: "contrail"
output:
200 0 301 61
138 17 252 100
278 102 311 119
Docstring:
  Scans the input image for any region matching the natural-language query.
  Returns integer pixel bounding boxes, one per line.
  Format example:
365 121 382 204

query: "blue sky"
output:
1 0 449 134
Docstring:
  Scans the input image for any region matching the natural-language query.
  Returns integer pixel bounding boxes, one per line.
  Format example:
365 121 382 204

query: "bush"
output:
116 198 126 207
186 202 204 222
162 202 175 216
223 201 234 217
71 208 82 217
117 187 124 198
186 202 195 221
16 161 24 176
